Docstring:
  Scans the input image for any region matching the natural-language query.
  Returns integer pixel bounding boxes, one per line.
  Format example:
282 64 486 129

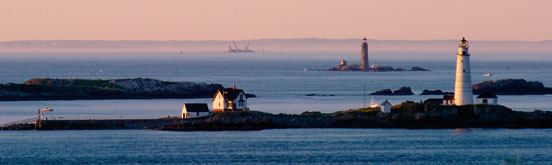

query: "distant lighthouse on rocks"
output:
360 38 369 71
454 37 473 105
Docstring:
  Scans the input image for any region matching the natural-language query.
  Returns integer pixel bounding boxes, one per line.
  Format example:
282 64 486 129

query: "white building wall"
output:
454 47 473 105
380 104 391 113
212 92 227 111
232 92 248 110
443 100 454 105
185 112 210 118
182 105 211 118
477 98 498 105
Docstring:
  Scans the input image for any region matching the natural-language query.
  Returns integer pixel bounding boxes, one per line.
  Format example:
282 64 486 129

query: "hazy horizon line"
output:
2 38 552 42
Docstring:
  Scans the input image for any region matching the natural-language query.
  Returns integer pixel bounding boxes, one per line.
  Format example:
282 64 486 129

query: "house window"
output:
197 112 199 116
483 99 488 104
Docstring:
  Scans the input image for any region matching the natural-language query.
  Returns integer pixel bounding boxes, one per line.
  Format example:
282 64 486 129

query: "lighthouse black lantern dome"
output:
458 37 469 55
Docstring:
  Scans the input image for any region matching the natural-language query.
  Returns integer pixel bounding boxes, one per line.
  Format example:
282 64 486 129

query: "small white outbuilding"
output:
181 103 211 119
380 100 392 113
476 91 498 105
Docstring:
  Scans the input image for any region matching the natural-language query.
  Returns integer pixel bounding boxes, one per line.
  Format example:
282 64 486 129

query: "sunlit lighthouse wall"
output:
454 37 473 105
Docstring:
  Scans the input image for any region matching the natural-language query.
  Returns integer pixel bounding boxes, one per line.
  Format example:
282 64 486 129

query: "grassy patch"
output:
330 107 381 116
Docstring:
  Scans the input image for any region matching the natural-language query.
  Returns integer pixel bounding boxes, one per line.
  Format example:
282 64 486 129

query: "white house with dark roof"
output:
380 100 391 113
476 91 498 105
181 103 211 118
443 94 455 105
212 85 249 112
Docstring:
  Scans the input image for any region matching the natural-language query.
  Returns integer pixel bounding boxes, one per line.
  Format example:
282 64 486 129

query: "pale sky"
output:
1 0 551 41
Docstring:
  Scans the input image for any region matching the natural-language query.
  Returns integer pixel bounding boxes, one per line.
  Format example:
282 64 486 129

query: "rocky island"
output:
420 89 453 95
0 78 223 101
473 79 552 95
3 101 552 130
158 102 552 130
328 60 429 72
370 87 414 95
375 79 552 95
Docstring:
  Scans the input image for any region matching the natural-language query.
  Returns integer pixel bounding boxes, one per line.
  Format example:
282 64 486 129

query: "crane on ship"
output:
225 40 255 53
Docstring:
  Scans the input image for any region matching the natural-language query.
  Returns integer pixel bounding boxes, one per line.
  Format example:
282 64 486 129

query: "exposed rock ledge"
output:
370 87 414 95
159 103 552 130
0 78 223 101
473 79 552 95
328 63 429 72
376 79 552 96
4 103 551 130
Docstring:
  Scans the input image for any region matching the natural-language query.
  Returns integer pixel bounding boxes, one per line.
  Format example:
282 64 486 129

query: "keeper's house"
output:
212 85 249 112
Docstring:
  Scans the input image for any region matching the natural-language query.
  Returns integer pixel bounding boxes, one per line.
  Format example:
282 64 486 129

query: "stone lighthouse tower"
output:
454 37 473 105
360 38 369 71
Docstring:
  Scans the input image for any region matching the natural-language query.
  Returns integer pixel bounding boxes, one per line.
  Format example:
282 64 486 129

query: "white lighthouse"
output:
454 37 473 105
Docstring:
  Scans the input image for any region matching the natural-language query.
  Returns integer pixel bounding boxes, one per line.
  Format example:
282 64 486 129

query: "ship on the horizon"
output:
225 40 255 53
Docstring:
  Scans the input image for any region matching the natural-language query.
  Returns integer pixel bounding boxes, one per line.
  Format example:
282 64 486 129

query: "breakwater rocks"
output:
473 79 552 95
160 103 552 130
0 78 223 101
37 118 191 130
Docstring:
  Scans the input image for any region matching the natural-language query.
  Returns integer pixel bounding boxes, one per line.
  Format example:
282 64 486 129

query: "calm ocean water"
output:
2 129 552 164
0 52 551 123
1 52 552 164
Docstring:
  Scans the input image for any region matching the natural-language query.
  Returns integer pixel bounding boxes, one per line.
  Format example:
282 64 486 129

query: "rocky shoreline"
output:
0 78 223 101
158 102 552 130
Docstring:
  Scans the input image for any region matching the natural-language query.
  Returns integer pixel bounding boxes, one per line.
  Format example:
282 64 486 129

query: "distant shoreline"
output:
0 78 223 101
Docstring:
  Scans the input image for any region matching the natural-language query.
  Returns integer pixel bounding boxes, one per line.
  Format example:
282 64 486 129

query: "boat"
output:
483 73 491 77
42 108 54 112
225 40 255 53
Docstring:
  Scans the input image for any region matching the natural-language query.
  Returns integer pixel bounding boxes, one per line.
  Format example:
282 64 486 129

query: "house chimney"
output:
232 84 236 90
